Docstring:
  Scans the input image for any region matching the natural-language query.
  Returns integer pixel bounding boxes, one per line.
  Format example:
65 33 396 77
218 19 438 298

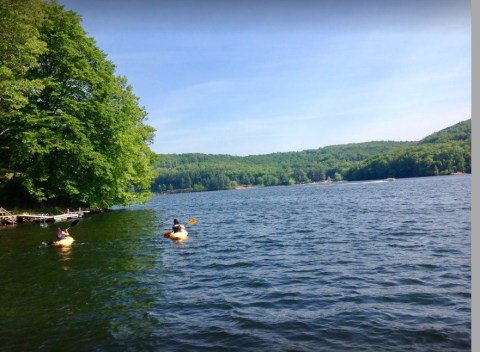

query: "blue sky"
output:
58 0 471 156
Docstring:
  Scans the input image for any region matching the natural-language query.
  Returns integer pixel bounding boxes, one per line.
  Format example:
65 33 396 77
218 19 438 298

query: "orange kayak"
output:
53 236 75 247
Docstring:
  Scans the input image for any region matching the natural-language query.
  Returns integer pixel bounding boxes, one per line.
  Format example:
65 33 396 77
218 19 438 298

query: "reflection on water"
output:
0 208 166 351
56 246 72 271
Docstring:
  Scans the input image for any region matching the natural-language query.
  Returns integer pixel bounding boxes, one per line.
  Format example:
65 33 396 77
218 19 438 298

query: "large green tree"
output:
0 0 46 163
0 1 156 208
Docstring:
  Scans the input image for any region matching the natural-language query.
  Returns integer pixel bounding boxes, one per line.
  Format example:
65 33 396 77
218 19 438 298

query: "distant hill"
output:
152 119 471 192
345 119 471 180
419 119 471 144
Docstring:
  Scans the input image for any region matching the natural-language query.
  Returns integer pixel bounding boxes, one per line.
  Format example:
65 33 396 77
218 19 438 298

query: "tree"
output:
1 1 156 208
0 0 46 168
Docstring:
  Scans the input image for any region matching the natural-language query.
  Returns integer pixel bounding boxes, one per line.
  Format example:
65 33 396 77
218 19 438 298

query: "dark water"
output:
0 175 471 351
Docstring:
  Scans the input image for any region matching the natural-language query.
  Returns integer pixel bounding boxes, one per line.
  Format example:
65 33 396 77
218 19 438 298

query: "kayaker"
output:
56 227 69 240
172 218 184 233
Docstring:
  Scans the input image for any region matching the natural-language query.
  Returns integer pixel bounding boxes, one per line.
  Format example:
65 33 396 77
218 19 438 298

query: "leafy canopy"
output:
0 0 156 208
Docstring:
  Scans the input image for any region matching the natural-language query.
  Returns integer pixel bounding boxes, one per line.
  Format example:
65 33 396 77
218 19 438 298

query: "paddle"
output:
187 218 197 226
163 218 197 238
65 219 80 230
47 219 80 246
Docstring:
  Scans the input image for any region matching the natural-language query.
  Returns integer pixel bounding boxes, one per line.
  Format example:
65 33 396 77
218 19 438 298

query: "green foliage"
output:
419 119 471 144
344 141 471 180
152 141 415 192
0 0 46 114
344 119 471 180
152 120 471 192
0 1 156 208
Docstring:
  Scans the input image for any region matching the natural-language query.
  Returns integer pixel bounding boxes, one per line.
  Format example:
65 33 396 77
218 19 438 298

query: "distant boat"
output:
384 178 396 182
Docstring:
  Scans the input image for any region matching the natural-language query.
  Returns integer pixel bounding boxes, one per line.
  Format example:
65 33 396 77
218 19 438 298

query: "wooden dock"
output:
1 208 90 224
1 207 16 225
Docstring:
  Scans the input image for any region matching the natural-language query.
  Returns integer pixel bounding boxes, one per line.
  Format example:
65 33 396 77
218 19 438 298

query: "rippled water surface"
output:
0 175 471 351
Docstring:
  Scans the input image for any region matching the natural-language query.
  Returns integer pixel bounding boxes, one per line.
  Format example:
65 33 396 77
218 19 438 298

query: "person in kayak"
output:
172 218 185 233
56 227 69 240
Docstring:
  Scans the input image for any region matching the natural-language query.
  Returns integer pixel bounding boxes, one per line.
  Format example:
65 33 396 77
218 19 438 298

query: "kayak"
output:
167 230 188 241
53 236 75 247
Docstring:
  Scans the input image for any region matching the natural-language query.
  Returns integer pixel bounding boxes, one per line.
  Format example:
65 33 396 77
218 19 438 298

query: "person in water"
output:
172 218 185 233
56 227 69 241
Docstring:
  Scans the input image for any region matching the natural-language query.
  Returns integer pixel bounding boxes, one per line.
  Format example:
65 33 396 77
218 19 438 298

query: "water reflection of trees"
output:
71 209 167 347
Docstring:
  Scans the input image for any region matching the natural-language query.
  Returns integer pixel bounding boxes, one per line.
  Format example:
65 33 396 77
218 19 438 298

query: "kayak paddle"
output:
66 219 80 230
186 218 197 226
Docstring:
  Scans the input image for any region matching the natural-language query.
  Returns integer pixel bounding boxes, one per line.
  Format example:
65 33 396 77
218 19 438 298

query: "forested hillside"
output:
0 0 157 209
418 119 471 144
152 141 415 192
344 141 470 180
152 119 470 192
346 119 471 180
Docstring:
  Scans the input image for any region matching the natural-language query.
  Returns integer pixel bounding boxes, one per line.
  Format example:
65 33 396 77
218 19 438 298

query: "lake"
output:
0 175 471 351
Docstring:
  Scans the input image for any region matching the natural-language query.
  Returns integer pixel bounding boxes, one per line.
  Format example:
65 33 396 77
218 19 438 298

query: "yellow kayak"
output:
168 230 188 241
162 219 197 241
53 236 75 247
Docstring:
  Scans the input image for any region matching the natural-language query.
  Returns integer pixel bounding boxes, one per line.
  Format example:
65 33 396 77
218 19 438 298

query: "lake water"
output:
0 175 471 351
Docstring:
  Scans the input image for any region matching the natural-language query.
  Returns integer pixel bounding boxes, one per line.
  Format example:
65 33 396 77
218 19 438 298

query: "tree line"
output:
152 141 415 192
152 120 470 193
0 0 157 209
346 120 471 179
345 141 470 180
